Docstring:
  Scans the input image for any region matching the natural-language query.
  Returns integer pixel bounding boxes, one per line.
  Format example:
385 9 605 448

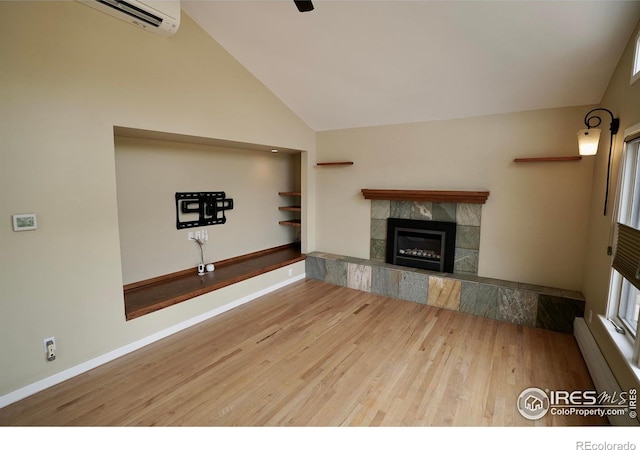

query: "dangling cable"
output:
195 238 205 266
604 130 615 216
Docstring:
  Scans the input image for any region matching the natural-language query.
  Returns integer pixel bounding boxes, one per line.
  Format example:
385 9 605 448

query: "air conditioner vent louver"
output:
77 0 180 37
96 0 162 27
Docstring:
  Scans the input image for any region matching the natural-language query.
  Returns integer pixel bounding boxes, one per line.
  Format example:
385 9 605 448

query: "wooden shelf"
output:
279 220 302 227
514 156 582 163
361 189 490 204
279 192 301 227
123 244 305 320
315 161 354 167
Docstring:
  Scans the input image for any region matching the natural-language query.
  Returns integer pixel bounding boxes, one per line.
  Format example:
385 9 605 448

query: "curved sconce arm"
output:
583 108 620 135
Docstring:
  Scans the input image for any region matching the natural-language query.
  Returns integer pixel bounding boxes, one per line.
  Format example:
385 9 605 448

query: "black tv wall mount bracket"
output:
175 191 234 230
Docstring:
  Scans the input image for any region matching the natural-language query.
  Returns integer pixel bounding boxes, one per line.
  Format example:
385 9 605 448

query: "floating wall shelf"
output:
279 220 302 227
315 161 354 167
513 156 582 163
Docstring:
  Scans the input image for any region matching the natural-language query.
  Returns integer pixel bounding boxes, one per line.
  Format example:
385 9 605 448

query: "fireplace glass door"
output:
386 218 456 273
393 228 445 271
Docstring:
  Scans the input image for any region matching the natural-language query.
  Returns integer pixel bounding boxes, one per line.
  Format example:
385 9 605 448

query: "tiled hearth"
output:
306 252 585 334
309 189 585 333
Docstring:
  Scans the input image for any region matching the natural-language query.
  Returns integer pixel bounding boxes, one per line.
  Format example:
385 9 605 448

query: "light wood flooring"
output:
0 279 606 426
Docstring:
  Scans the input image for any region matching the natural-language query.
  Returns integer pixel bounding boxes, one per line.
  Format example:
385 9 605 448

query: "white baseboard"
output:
0 273 305 409
574 317 639 426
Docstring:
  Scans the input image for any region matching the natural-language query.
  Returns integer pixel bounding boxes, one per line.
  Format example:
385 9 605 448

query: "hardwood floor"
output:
0 279 606 426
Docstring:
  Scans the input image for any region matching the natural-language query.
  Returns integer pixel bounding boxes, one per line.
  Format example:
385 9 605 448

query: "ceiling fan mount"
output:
294 0 314 12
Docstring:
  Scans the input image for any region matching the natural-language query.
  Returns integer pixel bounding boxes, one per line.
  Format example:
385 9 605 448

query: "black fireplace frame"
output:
386 218 456 273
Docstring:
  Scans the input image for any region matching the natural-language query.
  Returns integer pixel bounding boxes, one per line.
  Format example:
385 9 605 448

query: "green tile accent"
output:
371 266 400 298
371 219 387 240
432 202 456 222
454 248 479 274
456 203 482 226
497 288 538 327
325 259 347 287
390 201 411 219
456 225 480 250
371 200 390 219
410 201 432 220
305 256 326 281
370 239 386 261
399 270 428 304
460 281 497 319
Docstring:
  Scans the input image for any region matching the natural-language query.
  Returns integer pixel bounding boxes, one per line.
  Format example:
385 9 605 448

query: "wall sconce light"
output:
577 108 620 215
577 128 601 156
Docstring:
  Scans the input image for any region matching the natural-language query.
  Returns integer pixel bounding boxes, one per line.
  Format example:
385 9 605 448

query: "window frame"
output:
631 29 640 86
610 273 639 338
608 134 640 367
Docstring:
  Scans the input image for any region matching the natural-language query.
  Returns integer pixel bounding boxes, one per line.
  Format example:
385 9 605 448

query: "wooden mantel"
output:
361 189 490 204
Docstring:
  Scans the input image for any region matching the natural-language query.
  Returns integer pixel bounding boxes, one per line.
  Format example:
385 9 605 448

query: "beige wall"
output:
115 137 299 284
0 1 314 398
316 106 595 290
582 21 640 392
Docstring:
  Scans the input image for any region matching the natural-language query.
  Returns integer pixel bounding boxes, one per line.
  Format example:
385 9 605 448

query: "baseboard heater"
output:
574 317 637 426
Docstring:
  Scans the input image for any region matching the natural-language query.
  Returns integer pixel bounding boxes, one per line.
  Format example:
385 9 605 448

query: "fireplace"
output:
386 218 456 273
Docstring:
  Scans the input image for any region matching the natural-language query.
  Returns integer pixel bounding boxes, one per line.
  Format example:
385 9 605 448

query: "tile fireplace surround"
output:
362 189 491 276
306 189 585 334
370 199 481 275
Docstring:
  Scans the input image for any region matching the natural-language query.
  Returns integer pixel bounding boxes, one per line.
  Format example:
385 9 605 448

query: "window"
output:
619 280 639 335
609 137 640 366
632 30 640 85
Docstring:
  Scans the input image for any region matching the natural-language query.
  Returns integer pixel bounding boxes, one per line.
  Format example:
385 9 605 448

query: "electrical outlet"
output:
588 309 593 324
288 268 293 277
188 230 208 241
44 337 56 362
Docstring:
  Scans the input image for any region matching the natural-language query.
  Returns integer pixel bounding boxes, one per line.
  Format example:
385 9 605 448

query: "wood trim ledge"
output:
124 244 305 320
513 156 582 163
361 189 490 204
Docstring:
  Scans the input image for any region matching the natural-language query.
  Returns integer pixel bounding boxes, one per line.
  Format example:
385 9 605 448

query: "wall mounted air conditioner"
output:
78 0 180 37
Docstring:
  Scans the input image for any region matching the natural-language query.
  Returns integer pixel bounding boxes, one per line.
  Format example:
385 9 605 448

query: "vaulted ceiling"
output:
182 1 640 131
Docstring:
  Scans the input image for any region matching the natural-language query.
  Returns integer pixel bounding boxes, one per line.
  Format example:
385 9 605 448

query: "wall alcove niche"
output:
113 127 303 319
